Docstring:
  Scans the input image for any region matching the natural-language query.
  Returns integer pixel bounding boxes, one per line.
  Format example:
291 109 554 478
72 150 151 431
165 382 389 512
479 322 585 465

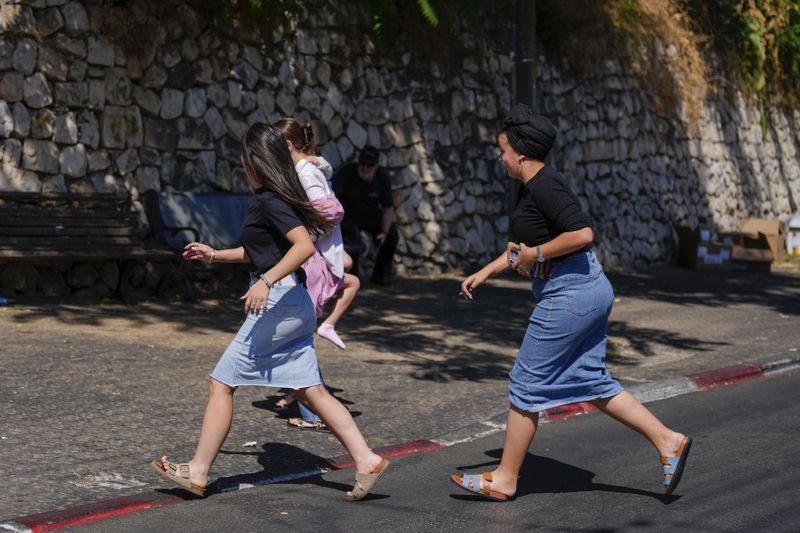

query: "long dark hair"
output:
275 118 316 156
241 123 332 237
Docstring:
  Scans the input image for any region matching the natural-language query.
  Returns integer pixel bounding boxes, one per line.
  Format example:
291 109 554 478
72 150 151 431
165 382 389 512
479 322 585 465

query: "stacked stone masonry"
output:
1 0 799 293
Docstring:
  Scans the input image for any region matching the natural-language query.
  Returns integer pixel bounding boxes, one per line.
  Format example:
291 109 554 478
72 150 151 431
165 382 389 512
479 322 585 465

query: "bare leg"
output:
162 377 235 488
324 273 359 327
482 405 539 497
295 385 383 490
590 390 685 456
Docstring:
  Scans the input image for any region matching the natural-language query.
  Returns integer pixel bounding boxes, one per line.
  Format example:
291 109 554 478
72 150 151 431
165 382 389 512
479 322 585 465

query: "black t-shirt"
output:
332 163 393 231
510 165 592 248
240 188 304 276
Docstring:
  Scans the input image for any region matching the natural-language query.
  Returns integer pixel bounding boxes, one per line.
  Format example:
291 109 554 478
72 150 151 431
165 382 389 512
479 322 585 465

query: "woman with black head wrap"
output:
451 104 691 501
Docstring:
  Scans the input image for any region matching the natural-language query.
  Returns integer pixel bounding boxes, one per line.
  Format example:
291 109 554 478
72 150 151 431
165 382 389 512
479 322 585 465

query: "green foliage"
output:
417 0 440 28
683 0 800 115
201 0 474 50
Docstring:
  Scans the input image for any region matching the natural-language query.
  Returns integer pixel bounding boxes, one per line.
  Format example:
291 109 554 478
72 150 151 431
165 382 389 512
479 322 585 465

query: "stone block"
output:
87 36 114 66
102 106 143 149
53 112 78 144
22 72 53 109
77 110 99 149
12 38 36 75
0 71 23 102
177 118 213 149
143 116 178 151
160 88 184 120
59 144 86 177
22 139 59 173
54 81 87 106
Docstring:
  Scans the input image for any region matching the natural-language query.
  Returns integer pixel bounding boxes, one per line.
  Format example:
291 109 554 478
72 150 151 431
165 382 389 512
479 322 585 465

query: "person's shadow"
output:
194 442 387 501
450 448 679 504
252 387 362 420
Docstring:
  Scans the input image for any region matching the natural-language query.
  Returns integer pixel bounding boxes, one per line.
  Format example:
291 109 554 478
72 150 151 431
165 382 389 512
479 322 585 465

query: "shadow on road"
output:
452 448 679 505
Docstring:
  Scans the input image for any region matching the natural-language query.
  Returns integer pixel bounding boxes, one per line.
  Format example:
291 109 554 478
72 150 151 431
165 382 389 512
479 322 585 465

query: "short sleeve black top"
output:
510 165 592 248
332 163 393 230
240 188 304 276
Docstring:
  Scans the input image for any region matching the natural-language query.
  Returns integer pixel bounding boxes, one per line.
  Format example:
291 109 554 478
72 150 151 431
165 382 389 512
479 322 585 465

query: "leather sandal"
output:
287 417 329 432
151 458 205 497
345 458 390 501
450 471 513 502
662 436 693 495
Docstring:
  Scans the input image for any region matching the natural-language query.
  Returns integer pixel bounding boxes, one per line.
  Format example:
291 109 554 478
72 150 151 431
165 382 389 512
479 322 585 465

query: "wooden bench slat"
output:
2 235 143 246
0 226 136 237
0 191 127 202
0 216 136 228
0 207 136 218
0 248 176 260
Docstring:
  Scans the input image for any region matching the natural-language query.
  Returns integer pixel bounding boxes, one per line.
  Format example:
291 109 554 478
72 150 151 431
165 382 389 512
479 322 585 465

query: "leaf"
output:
417 0 439 28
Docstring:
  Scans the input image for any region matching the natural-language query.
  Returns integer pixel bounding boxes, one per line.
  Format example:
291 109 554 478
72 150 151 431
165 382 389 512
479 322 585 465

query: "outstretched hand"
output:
183 242 215 263
459 271 487 300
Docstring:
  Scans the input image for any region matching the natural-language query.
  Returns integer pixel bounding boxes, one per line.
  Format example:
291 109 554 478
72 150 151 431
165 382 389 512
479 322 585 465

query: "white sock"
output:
317 323 346 350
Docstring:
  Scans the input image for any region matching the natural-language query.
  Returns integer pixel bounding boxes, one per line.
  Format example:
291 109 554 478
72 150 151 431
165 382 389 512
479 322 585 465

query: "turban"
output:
502 103 556 161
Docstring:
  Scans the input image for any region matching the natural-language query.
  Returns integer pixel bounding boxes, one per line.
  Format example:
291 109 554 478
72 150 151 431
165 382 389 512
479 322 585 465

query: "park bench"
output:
0 190 182 302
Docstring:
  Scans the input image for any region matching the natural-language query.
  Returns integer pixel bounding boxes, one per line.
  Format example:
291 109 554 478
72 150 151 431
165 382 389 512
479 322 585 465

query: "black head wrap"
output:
502 103 556 161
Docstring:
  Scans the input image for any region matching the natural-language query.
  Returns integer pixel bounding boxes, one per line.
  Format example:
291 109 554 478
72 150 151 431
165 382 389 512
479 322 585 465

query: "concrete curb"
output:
2 355 798 532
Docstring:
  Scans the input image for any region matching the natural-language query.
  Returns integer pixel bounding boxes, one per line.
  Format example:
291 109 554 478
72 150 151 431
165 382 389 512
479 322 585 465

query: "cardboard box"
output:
741 218 785 263
675 225 733 271
719 231 773 273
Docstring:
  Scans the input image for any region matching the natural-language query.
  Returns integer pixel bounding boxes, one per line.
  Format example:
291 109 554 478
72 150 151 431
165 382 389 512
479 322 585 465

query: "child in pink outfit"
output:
276 119 360 352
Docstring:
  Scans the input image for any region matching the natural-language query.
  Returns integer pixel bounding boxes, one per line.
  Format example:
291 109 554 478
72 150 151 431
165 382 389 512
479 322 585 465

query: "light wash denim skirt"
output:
210 272 322 389
508 249 623 412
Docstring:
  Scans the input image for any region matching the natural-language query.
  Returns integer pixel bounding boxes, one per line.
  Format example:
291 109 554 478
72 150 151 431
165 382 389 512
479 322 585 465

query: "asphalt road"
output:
71 369 800 533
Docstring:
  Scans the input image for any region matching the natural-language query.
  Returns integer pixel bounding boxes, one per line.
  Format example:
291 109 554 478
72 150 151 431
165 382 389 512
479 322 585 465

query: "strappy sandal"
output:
345 458 390 501
151 458 206 497
287 417 329 432
662 436 693 495
274 393 296 410
450 471 513 502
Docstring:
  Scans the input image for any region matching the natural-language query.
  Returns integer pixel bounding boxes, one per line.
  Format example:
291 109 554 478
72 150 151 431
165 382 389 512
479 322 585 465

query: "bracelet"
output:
209 249 216 264
259 274 275 289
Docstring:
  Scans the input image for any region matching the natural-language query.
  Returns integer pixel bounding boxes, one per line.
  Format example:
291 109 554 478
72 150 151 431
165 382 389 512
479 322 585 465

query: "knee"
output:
294 385 325 404
343 252 353 272
208 377 235 397
345 273 360 291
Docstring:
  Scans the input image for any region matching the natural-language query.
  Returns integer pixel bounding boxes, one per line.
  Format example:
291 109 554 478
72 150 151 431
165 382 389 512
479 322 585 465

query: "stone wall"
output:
1 0 799 295
0 0 512 289
539 58 800 269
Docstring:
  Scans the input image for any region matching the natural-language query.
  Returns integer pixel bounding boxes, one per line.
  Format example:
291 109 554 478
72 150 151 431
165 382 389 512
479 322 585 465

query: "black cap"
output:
358 145 379 165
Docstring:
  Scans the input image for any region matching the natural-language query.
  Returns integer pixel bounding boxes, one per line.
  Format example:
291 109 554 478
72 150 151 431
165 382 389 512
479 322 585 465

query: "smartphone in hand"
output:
508 248 519 265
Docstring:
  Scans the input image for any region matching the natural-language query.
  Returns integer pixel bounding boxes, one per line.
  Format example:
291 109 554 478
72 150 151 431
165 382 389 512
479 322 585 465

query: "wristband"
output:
209 249 216 264
259 275 275 289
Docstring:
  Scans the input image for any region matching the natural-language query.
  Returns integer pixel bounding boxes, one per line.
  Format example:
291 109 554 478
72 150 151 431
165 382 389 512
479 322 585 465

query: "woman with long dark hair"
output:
450 104 691 501
152 123 389 501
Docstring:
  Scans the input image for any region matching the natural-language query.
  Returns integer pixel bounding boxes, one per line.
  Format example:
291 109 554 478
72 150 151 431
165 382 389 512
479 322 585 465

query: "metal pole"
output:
509 1 536 213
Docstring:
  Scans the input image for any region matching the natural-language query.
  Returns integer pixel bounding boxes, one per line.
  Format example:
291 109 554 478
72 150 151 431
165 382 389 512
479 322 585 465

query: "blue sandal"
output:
450 471 513 502
661 436 692 495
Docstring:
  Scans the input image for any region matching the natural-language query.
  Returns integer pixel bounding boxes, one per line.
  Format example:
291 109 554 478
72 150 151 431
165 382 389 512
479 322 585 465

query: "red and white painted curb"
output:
2 356 798 532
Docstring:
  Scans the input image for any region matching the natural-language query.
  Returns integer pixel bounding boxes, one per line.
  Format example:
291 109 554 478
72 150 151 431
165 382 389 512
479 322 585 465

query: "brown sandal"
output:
345 458 390 501
151 458 206 497
450 471 513 502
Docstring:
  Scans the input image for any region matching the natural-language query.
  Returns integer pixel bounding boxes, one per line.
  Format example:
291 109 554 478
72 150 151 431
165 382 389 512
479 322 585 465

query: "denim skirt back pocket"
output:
565 277 598 317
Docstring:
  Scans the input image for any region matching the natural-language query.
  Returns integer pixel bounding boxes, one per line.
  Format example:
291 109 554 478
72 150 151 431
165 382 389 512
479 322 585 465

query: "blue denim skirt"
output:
210 273 322 389
508 250 623 412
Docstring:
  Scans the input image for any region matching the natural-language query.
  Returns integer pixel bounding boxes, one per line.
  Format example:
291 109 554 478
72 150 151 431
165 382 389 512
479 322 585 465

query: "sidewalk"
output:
1 264 798 520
